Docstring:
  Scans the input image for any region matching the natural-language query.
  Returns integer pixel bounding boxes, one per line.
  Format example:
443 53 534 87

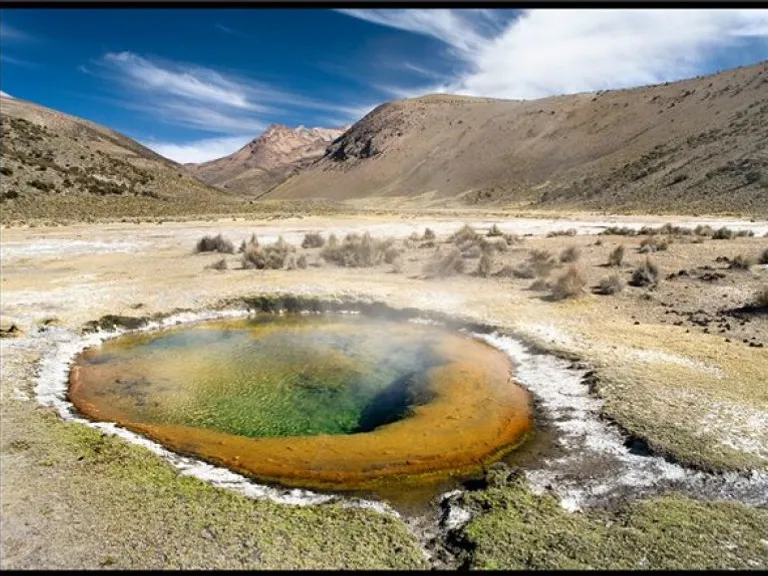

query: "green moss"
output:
454 473 768 570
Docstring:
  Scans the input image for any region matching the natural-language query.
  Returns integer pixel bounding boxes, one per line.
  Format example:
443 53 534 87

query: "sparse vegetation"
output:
301 232 325 249
547 228 577 237
487 224 503 237
422 248 465 278
448 224 478 245
754 286 768 308
729 254 753 270
476 252 493 277
422 227 436 241
196 234 235 254
321 232 396 268
596 274 625 295
503 232 521 246
601 226 636 236
242 236 295 269
758 248 768 265
639 236 669 253
205 258 228 271
296 254 308 269
695 224 714 237
551 264 587 300
712 227 734 240
630 258 660 287
559 245 581 263
529 279 550 292
608 245 625 267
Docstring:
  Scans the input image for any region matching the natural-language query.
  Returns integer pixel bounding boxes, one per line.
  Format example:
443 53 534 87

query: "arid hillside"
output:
188 124 346 196
269 61 768 216
0 95 236 222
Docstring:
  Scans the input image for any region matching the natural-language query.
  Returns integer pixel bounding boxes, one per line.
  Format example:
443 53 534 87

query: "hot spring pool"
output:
69 313 533 491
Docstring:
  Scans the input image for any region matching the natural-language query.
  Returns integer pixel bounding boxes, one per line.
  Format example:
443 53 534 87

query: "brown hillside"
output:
0 95 235 222
269 61 768 216
187 124 346 196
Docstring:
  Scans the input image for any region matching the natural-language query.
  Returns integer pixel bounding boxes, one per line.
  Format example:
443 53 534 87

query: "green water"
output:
77 314 450 438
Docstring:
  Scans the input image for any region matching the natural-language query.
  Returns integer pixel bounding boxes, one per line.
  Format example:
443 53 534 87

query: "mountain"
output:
267 61 768 216
0 94 235 222
187 124 347 196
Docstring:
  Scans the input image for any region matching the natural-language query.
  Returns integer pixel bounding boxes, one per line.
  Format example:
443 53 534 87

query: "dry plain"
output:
1 211 767 569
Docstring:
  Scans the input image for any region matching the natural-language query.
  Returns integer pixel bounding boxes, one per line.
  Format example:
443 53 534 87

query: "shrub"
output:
321 232 395 267
238 233 259 253
285 255 297 270
559 245 581 263
196 234 234 254
758 248 768 265
547 228 577 237
296 254 308 269
729 254 753 270
712 227 734 240
462 244 483 259
734 230 755 238
694 224 714 237
503 232 521 246
422 248 465 278
754 286 768 308
448 224 478 245
608 245 625 267
596 274 624 295
601 226 636 236
384 245 402 264
630 258 660 287
639 236 669 253
327 233 339 248
487 224 503 237
512 264 536 279
528 249 556 278
423 227 436 241
242 236 294 269
390 258 404 274
551 264 587 300
476 252 493 277
301 232 325 249
529 279 550 292
205 258 228 271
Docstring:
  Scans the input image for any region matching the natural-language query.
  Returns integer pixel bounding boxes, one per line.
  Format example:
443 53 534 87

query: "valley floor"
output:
1 212 767 569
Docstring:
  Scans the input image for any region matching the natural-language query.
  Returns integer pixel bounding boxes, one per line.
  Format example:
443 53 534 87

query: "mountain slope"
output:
187 124 346 196
268 61 768 216
0 95 236 222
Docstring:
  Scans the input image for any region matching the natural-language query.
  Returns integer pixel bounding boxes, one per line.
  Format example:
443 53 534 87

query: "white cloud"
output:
0 22 35 43
92 51 377 134
143 135 252 164
342 9 768 100
0 90 14 99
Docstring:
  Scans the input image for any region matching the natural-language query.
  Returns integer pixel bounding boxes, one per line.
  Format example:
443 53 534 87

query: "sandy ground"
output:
1 212 767 568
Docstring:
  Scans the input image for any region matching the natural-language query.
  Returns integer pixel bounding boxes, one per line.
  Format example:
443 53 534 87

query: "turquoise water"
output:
75 314 449 438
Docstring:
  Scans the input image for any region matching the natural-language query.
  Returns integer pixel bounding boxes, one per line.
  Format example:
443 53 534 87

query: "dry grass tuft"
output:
729 254 754 270
321 232 397 267
547 228 577 237
301 232 325 249
242 236 295 270
196 234 234 254
476 252 493 277
551 264 587 300
639 236 669 253
487 224 503 237
608 244 625 267
559 245 581 263
422 248 465 278
754 286 768 308
596 274 624 295
205 258 228 271
630 258 660 287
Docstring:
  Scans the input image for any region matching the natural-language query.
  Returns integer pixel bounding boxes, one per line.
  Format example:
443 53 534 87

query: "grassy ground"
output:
454 471 768 570
1 394 427 569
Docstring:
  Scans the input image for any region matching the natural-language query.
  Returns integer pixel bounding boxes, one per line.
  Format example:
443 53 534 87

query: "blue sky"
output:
1 8 767 163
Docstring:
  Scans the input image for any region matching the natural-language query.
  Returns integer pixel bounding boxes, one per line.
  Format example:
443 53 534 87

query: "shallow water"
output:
70 314 533 493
